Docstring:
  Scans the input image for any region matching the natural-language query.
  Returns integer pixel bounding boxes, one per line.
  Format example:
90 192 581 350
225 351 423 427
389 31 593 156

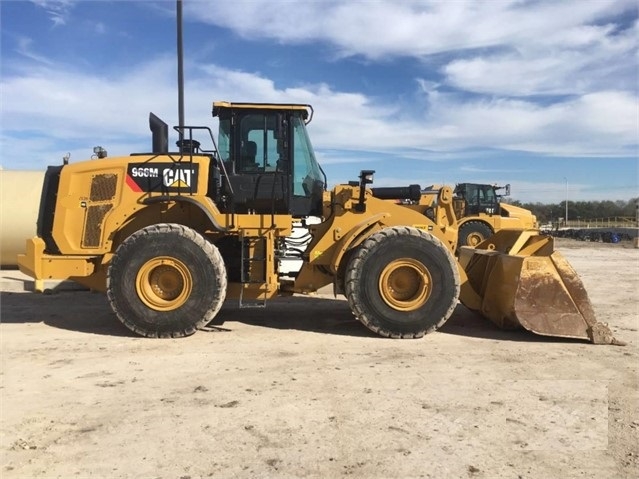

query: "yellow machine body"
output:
16 101 619 343
17 154 293 300
17 155 456 300
457 203 538 244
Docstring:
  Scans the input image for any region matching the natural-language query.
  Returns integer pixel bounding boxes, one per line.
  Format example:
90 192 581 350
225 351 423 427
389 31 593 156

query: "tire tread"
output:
344 226 460 338
107 223 227 338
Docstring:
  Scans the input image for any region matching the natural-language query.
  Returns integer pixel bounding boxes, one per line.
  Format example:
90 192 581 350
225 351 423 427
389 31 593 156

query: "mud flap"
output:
458 230 623 345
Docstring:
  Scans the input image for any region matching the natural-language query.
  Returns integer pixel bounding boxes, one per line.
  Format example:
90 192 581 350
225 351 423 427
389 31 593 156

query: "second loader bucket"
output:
458 230 622 345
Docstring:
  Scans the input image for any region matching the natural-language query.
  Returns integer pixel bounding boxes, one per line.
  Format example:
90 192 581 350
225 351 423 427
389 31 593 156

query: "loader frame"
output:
17 101 618 344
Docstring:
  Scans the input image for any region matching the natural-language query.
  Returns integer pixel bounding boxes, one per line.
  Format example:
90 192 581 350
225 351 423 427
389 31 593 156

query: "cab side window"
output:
239 114 279 173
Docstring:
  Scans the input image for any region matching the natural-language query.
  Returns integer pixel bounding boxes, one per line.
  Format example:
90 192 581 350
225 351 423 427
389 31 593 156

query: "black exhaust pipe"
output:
149 112 168 153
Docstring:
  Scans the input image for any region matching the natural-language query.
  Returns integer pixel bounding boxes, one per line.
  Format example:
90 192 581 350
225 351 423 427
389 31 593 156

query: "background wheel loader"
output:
453 183 538 248
17 102 619 344
373 182 538 252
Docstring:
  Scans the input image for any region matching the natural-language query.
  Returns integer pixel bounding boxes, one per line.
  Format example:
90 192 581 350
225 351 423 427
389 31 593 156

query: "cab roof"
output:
212 101 313 122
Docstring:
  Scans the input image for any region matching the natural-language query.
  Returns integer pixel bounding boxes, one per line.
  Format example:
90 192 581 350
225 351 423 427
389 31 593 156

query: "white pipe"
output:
0 170 45 267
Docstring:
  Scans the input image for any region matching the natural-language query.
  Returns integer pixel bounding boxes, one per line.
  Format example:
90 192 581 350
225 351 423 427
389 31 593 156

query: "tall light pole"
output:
177 0 184 147
564 176 568 226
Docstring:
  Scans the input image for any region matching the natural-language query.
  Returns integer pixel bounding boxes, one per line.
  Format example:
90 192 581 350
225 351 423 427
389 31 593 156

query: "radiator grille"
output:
90 174 117 201
82 204 113 248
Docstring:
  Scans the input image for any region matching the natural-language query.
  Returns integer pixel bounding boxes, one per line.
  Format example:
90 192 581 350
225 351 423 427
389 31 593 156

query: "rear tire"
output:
458 221 493 248
344 226 460 338
107 223 227 338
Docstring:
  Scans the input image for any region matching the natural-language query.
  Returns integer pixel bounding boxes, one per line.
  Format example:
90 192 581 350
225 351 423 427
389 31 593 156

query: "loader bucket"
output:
458 230 622 345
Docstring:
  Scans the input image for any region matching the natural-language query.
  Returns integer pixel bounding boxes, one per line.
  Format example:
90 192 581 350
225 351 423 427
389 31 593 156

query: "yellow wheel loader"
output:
17 102 620 344
453 183 538 248
376 183 538 250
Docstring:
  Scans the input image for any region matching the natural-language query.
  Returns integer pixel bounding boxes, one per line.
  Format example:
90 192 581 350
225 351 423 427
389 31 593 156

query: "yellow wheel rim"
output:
467 232 485 246
136 257 192 311
378 258 432 311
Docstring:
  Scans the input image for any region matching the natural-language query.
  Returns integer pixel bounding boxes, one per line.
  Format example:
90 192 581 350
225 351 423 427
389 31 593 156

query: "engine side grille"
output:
82 204 113 248
90 174 117 201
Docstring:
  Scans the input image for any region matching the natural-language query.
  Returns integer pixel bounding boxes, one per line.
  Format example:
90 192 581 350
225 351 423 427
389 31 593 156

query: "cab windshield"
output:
292 115 324 197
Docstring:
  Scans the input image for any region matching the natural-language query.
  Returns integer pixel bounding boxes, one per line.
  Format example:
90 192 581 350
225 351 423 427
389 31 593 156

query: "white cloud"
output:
15 36 55 65
188 0 637 98
417 88 638 156
444 20 638 96
1 58 636 171
3 1 638 172
30 0 75 27
0 134 145 171
2 0 635 203
188 1 635 56
502 180 639 204
2 58 178 140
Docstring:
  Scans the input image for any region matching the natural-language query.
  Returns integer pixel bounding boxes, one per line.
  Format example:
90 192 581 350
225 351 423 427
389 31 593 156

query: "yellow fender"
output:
328 213 389 274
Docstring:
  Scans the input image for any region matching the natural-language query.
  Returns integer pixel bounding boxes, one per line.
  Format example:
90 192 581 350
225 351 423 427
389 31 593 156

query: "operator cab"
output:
454 183 509 216
213 101 326 217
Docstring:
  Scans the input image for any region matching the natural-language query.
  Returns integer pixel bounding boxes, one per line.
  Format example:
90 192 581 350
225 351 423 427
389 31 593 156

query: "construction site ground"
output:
1 238 638 479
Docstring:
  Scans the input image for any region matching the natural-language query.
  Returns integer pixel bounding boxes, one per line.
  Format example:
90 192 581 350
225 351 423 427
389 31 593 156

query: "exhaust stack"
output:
149 112 168 153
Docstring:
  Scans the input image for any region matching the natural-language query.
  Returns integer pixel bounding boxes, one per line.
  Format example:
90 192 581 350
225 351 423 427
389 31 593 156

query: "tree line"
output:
507 198 638 223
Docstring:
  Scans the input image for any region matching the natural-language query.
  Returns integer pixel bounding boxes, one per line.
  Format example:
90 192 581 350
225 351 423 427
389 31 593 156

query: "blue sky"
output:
1 0 637 203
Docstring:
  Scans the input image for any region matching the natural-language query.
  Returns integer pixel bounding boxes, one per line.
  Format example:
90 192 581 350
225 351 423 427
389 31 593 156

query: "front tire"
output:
107 223 227 338
344 227 460 338
458 221 493 248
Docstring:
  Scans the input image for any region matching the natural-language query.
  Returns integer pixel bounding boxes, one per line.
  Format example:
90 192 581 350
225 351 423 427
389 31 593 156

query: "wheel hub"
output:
378 258 432 311
136 257 193 311
467 232 485 246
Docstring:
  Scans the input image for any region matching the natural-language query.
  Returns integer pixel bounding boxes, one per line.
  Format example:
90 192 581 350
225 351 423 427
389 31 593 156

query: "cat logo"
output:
163 168 194 188
126 162 199 193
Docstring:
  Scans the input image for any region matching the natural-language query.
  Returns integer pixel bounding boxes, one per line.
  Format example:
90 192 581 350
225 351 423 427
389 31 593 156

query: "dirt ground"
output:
1 239 638 479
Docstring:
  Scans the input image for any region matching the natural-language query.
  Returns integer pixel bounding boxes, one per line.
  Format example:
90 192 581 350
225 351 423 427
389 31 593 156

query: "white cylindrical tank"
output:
0 170 45 267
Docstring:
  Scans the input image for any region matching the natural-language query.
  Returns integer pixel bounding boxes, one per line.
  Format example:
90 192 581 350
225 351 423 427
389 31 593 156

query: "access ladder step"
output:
239 300 267 309
240 236 267 284
238 287 267 308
